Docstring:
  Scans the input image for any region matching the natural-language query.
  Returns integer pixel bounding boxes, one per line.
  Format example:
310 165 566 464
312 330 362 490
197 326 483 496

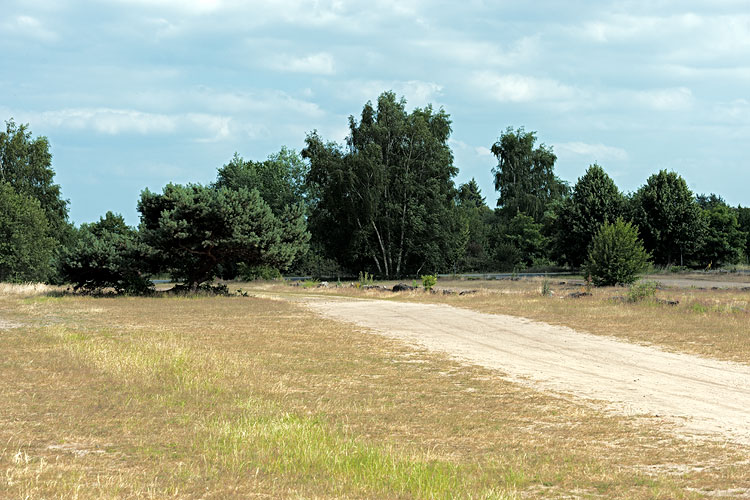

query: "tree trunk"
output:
372 220 389 277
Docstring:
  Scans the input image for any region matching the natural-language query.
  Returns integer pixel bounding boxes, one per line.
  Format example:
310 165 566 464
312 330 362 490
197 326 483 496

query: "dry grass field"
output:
256 277 750 364
1 281 749 498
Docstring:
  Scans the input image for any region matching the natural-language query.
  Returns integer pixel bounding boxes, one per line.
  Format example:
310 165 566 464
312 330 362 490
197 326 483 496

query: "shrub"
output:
584 218 650 286
421 274 438 290
239 264 282 281
627 280 659 302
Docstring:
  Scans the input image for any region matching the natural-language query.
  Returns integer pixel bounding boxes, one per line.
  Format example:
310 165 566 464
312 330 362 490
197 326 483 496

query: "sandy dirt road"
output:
305 297 750 445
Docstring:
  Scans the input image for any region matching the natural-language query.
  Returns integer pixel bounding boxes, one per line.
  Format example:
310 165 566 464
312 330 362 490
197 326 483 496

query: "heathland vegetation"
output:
3 91 750 291
2 282 750 498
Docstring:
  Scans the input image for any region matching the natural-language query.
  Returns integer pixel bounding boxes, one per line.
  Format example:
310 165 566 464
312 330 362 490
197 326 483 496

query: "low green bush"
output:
584 219 650 286
421 274 437 291
239 264 282 281
627 280 659 302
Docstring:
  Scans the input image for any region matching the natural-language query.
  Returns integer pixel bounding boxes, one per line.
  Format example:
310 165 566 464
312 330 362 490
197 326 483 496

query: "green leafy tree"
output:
630 170 703 266
138 183 308 290
303 91 458 278
215 146 308 214
694 195 745 267
0 182 55 282
491 127 568 221
215 147 311 276
63 212 152 294
0 119 69 237
0 119 72 281
584 218 650 286
490 211 547 270
552 164 625 267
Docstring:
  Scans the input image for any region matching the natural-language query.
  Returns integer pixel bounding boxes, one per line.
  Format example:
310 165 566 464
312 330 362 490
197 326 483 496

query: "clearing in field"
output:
1 278 749 498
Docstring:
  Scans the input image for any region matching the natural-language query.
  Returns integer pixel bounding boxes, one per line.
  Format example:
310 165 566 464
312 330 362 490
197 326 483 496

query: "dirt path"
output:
305 297 750 445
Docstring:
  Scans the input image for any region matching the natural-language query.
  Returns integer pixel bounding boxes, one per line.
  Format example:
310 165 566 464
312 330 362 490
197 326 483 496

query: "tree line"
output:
2 91 749 292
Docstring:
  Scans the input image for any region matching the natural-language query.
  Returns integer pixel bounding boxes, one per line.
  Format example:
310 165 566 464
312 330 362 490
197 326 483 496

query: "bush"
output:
421 274 438 291
627 280 659 302
584 218 650 286
239 264 282 281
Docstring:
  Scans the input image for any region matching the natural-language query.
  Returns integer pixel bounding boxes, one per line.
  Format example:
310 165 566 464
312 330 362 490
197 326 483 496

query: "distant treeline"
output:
2 91 749 291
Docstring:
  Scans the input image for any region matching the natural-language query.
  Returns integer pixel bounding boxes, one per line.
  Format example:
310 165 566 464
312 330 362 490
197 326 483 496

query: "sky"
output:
2 0 749 225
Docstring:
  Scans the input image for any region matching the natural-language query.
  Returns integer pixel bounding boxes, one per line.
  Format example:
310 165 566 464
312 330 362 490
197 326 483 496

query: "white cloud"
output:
339 80 443 108
113 0 224 15
578 13 704 43
472 72 578 103
713 99 750 125
414 35 539 68
31 108 177 135
2 14 57 41
273 52 335 75
577 12 750 62
475 146 493 157
556 142 628 161
16 108 238 141
128 88 323 118
633 87 694 111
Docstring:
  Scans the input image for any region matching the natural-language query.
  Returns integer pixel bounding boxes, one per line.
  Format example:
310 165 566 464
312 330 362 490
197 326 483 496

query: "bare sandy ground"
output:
306 297 750 445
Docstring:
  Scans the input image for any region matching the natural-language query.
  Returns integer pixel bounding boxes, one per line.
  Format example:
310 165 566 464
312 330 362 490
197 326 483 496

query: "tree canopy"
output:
695 195 745 267
303 91 458 277
630 170 703 266
0 182 55 282
215 146 307 215
0 119 68 235
138 183 308 290
62 212 152 294
491 127 568 221
553 164 625 267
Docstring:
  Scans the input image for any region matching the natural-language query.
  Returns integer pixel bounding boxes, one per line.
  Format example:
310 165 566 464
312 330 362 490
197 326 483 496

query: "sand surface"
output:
305 297 750 445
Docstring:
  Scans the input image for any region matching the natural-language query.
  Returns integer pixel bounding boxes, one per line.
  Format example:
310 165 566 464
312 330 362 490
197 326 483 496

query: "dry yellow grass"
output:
255 277 750 364
0 282 60 296
1 290 749 498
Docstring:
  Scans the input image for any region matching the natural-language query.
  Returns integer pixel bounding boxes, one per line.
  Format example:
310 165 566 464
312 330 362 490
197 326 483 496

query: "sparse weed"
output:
540 278 551 297
357 271 375 287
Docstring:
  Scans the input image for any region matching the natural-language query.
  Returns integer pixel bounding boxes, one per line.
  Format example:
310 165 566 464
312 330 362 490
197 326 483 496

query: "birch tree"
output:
303 91 458 277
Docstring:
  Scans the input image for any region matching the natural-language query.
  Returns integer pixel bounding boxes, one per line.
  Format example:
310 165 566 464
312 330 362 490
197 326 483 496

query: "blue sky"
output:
2 0 749 225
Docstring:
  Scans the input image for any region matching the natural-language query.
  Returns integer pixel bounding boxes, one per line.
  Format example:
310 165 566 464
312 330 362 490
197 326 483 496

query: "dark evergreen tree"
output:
138 184 308 290
63 212 152 294
552 164 625 267
456 179 493 271
736 205 750 263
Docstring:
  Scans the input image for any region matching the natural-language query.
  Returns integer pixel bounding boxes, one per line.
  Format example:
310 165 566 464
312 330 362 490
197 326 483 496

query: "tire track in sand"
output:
305 297 750 445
